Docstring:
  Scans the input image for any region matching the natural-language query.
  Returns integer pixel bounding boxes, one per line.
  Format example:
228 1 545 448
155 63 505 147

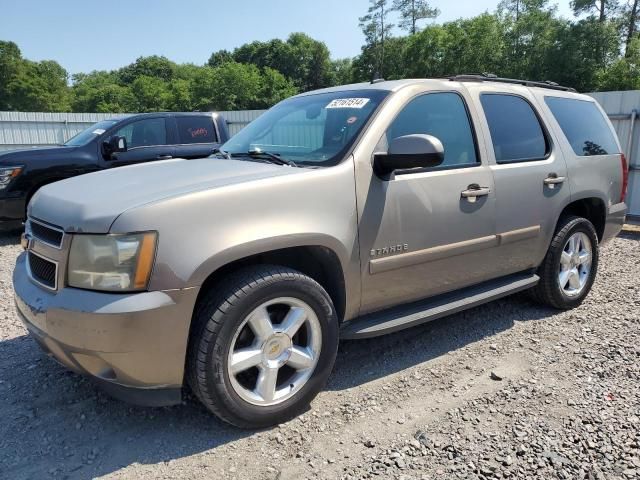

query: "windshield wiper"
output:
211 148 231 159
245 149 298 167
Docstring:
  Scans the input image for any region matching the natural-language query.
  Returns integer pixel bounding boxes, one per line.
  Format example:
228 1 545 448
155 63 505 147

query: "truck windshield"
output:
221 90 389 166
64 120 119 147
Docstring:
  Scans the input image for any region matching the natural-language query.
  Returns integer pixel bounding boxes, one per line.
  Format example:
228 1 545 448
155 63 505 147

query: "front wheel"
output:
187 265 339 428
531 215 599 310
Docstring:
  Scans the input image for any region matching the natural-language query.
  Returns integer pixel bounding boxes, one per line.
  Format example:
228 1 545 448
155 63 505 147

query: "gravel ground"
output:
0 231 638 480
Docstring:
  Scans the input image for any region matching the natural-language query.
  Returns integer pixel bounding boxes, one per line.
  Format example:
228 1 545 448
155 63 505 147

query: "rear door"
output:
466 85 571 274
172 115 220 159
107 116 175 166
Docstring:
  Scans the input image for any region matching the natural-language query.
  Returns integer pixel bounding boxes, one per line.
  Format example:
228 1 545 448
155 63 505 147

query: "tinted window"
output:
545 97 619 156
176 116 217 144
385 92 478 167
114 118 167 148
481 94 548 162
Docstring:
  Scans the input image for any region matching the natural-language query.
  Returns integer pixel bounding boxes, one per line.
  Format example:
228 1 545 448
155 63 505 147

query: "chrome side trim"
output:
370 235 499 275
497 225 541 245
369 225 541 275
26 250 58 291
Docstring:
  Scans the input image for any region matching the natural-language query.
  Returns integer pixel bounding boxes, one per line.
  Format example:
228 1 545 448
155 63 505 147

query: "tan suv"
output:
14 75 628 428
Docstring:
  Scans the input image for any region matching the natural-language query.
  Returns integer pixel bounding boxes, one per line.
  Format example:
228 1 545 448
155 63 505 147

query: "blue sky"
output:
1 0 573 75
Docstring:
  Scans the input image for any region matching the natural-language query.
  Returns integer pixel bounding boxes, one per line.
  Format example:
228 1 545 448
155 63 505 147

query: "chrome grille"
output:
27 251 57 290
29 218 64 248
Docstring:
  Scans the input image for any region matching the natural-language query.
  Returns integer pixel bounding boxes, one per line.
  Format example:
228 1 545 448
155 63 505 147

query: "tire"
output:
530 215 599 310
186 265 339 428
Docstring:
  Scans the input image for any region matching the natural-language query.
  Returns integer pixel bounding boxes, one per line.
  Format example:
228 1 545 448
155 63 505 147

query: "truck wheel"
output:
187 265 339 428
531 215 599 310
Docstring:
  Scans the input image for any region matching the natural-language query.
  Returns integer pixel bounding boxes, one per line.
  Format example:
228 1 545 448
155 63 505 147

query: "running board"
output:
341 273 539 339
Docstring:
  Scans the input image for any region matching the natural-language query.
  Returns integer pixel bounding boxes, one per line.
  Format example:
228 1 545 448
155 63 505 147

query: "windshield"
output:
64 120 119 146
221 90 389 166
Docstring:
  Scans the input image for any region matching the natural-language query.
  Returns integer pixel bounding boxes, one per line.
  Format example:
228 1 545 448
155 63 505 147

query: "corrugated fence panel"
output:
219 110 265 136
588 91 640 217
0 112 132 151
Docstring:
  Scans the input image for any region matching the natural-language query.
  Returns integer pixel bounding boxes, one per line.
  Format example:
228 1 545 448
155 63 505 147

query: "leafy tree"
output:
359 0 394 78
207 49 234 68
598 36 640 89
330 58 355 85
571 0 618 21
624 0 639 53
392 0 439 34
118 55 177 84
549 18 621 91
0 41 22 110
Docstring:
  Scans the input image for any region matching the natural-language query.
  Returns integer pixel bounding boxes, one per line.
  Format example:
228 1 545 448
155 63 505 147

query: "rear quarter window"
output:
544 97 619 156
176 116 217 144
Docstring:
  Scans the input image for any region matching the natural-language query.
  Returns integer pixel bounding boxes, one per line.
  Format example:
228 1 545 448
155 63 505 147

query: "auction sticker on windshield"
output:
326 98 370 109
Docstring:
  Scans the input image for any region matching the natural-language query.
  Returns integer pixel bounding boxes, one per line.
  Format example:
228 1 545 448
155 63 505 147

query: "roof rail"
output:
449 73 577 92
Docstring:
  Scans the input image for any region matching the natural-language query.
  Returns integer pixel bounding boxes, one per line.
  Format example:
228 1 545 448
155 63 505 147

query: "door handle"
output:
461 184 491 203
156 155 173 160
544 173 566 188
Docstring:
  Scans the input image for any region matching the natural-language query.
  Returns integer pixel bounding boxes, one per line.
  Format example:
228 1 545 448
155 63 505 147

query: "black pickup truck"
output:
0 112 229 229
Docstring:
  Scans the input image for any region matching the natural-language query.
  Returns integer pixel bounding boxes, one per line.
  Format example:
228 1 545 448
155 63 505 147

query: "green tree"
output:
598 36 640 89
118 56 177 84
71 71 135 112
359 0 394 78
392 0 439 34
571 0 618 21
0 41 22 110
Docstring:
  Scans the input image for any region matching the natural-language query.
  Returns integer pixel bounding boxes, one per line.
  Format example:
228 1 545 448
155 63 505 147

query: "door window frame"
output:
108 116 171 152
479 92 554 165
377 90 483 176
172 114 220 146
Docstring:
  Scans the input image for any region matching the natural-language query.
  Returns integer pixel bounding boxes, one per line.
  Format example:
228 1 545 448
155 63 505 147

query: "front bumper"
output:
0 195 26 229
602 202 627 244
13 252 199 406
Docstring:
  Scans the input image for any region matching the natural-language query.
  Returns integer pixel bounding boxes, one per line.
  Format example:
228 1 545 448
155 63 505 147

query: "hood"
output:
0 145 77 164
30 157 299 233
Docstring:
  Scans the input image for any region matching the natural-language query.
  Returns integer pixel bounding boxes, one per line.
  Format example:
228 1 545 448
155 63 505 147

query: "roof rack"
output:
449 73 576 92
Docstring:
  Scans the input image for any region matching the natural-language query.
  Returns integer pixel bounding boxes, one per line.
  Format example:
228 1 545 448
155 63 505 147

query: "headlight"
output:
0 166 23 190
67 232 157 292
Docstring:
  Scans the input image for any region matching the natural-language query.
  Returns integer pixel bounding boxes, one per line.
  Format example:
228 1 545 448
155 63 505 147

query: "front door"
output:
107 117 175 167
355 90 502 314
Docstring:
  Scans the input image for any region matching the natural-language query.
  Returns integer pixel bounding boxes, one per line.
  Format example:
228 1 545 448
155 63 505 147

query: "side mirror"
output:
374 134 444 177
103 136 128 156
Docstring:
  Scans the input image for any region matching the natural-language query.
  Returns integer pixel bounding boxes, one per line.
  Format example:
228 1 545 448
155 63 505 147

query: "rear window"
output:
480 94 548 163
544 97 619 156
176 116 217 144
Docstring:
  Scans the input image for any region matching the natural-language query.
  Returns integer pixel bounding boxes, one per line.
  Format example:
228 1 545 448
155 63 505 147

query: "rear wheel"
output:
187 265 338 428
531 215 599 309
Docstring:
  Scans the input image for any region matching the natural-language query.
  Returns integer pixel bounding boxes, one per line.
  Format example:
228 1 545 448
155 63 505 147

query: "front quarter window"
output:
221 90 389 167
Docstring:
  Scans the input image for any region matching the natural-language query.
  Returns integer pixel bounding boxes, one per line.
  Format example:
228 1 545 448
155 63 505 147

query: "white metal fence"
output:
0 90 638 216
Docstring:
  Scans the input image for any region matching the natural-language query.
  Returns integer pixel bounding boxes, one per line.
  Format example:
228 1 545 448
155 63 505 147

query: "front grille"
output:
29 219 64 248
28 251 57 289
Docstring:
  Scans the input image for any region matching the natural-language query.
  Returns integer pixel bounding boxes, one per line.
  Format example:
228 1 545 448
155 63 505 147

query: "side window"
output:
544 97 619 156
176 116 217 144
385 92 478 167
113 118 167 149
480 94 548 163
